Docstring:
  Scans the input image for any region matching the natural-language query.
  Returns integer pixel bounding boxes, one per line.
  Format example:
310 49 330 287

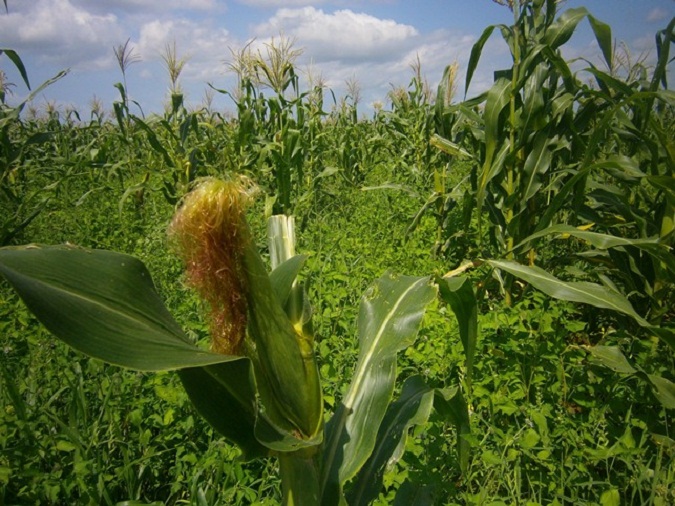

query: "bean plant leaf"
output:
346 375 434 506
488 259 651 327
320 273 436 505
0 245 237 370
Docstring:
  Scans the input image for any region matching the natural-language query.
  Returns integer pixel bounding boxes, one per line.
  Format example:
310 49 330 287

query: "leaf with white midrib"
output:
320 273 436 503
489 259 650 327
0 246 237 371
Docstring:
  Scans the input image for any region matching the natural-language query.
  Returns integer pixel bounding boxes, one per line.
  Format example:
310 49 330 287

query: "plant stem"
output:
279 451 321 506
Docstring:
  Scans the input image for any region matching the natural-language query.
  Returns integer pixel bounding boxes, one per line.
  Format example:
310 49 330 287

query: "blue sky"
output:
1 0 673 117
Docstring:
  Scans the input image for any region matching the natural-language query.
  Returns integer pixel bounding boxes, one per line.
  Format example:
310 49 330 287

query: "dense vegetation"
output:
1 1 673 504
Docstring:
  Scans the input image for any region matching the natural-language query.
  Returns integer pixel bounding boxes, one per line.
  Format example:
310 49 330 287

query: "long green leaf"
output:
488 259 650 327
586 345 637 374
0 245 235 370
518 224 660 250
178 361 268 460
465 25 497 95
438 276 477 394
269 254 307 307
543 7 588 49
587 15 613 70
346 376 434 506
320 273 436 505
477 78 511 213
434 386 471 473
515 225 675 276
645 374 675 409
586 346 675 409
0 244 274 457
522 132 553 203
0 48 31 89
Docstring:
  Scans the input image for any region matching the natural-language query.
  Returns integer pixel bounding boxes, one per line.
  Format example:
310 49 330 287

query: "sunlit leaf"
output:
320 273 436 505
347 376 434 505
488 259 651 327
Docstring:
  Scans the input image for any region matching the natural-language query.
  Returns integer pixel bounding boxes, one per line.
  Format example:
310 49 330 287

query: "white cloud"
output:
238 0 326 6
71 0 217 13
138 18 235 81
647 7 669 22
0 0 124 68
253 7 418 63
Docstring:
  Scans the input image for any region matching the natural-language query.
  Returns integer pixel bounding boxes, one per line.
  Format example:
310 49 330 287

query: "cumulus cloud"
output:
253 7 418 63
647 7 669 22
0 0 124 68
138 18 235 81
72 0 217 14
238 0 326 6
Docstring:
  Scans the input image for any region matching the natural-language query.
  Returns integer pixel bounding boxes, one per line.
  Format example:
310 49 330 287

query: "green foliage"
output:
0 7 673 503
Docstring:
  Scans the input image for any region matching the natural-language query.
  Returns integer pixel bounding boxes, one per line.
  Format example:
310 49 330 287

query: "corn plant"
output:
0 178 473 504
0 49 67 245
426 1 674 408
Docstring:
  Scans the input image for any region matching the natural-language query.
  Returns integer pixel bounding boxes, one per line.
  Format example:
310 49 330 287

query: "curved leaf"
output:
586 345 637 374
488 259 651 327
0 48 31 89
438 276 477 393
465 25 498 95
346 376 434 506
434 385 471 474
320 273 436 504
588 15 613 70
0 245 234 371
543 7 588 49
178 361 268 460
243 242 323 444
269 254 307 307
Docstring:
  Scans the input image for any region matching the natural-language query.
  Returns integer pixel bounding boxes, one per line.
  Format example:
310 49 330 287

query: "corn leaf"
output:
269 254 307 307
434 385 471 473
320 273 436 504
0 245 269 457
0 245 236 370
0 48 31 90
488 259 650 327
438 276 477 393
586 346 675 409
588 15 613 70
586 345 637 374
346 375 434 506
465 25 498 95
543 7 588 49
178 362 268 460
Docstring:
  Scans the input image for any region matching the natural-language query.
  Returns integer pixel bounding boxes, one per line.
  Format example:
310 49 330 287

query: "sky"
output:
1 0 673 118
